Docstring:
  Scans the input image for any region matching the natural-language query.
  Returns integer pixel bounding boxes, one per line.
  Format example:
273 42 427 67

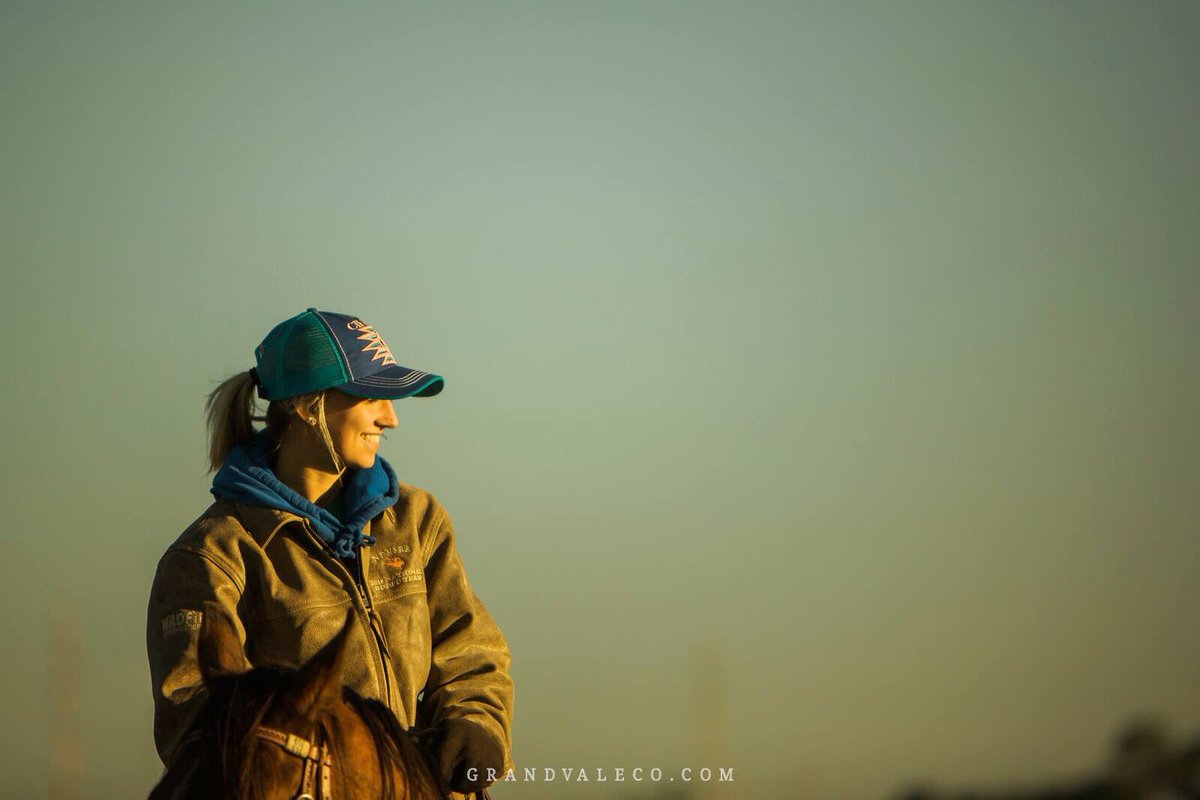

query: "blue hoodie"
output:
211 429 399 559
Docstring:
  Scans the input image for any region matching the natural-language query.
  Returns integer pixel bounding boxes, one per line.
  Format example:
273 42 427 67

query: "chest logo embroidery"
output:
371 545 411 569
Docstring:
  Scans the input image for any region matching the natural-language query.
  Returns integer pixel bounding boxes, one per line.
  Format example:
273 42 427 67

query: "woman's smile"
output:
317 392 400 469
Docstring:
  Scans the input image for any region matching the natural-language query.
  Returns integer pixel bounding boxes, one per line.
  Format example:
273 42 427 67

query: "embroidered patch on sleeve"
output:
161 609 204 637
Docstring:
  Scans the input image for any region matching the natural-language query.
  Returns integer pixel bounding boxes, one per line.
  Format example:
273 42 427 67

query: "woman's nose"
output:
379 400 399 428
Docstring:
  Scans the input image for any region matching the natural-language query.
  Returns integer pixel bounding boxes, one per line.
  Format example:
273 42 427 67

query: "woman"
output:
147 308 513 796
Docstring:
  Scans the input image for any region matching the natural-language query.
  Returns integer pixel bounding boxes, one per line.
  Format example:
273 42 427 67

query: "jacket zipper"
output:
354 541 396 712
299 520 395 711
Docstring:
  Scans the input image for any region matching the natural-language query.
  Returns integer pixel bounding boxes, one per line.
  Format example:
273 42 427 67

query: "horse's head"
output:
149 602 447 799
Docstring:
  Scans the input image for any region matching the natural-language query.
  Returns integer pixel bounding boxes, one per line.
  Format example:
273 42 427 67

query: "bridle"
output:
252 722 491 800
254 724 333 800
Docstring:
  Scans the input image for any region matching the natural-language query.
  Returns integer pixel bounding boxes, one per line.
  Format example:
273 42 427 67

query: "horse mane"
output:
334 691 449 800
211 667 290 800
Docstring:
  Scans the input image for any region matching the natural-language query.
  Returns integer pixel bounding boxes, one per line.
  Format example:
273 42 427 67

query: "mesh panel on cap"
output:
278 313 347 398
255 319 292 392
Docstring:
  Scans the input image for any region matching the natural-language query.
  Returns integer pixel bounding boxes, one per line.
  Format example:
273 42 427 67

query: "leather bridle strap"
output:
257 723 489 800
255 725 333 800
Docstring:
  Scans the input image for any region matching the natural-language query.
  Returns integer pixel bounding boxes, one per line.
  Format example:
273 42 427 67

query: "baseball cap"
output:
253 308 444 401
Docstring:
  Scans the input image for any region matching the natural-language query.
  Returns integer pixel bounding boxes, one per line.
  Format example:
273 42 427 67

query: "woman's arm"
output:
146 546 248 764
419 508 515 771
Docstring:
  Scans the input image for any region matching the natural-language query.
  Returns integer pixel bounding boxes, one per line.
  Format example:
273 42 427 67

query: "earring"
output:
307 418 317 426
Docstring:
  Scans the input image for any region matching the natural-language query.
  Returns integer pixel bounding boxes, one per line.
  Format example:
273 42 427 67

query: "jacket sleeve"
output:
419 507 515 767
146 546 248 765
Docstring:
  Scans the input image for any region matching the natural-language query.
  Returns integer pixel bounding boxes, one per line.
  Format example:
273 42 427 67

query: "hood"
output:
210 429 399 559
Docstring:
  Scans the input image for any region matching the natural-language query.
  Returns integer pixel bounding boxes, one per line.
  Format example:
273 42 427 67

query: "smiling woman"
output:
146 308 514 798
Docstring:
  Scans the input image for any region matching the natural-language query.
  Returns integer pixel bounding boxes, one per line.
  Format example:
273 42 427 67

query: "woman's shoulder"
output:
382 482 451 532
163 498 257 563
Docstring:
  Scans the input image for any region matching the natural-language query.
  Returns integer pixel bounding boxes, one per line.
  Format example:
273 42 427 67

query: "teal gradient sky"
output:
2 2 1197 797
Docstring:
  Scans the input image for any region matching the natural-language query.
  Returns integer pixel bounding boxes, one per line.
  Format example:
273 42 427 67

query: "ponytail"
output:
205 371 260 472
206 372 343 473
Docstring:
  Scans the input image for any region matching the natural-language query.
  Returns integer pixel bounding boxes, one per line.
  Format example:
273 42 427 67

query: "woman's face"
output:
319 390 399 470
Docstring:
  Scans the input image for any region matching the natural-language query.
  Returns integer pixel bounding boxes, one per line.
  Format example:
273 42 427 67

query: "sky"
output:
1 1 1198 798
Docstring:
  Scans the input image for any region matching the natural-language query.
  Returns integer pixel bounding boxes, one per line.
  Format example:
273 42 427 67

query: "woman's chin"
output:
350 452 377 470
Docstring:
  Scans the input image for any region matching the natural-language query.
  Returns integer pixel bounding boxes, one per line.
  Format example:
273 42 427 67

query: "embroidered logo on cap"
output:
347 319 397 366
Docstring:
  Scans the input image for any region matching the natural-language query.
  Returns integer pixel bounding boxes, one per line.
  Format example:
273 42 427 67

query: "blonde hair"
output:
205 372 344 473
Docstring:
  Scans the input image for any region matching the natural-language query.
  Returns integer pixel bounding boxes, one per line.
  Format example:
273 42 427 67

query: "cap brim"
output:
335 365 444 399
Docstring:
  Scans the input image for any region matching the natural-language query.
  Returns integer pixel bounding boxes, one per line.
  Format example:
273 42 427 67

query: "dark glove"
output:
435 717 506 794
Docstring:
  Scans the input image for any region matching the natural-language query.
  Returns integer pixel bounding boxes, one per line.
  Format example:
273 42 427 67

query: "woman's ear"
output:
292 394 322 427
289 399 310 426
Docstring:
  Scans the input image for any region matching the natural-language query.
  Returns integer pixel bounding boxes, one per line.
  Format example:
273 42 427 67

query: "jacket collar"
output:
227 500 388 552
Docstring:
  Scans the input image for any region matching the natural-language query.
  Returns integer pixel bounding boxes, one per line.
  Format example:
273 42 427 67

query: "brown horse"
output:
148 601 452 799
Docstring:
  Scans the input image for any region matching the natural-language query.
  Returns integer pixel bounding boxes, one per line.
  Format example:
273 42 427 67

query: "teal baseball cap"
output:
252 308 444 401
